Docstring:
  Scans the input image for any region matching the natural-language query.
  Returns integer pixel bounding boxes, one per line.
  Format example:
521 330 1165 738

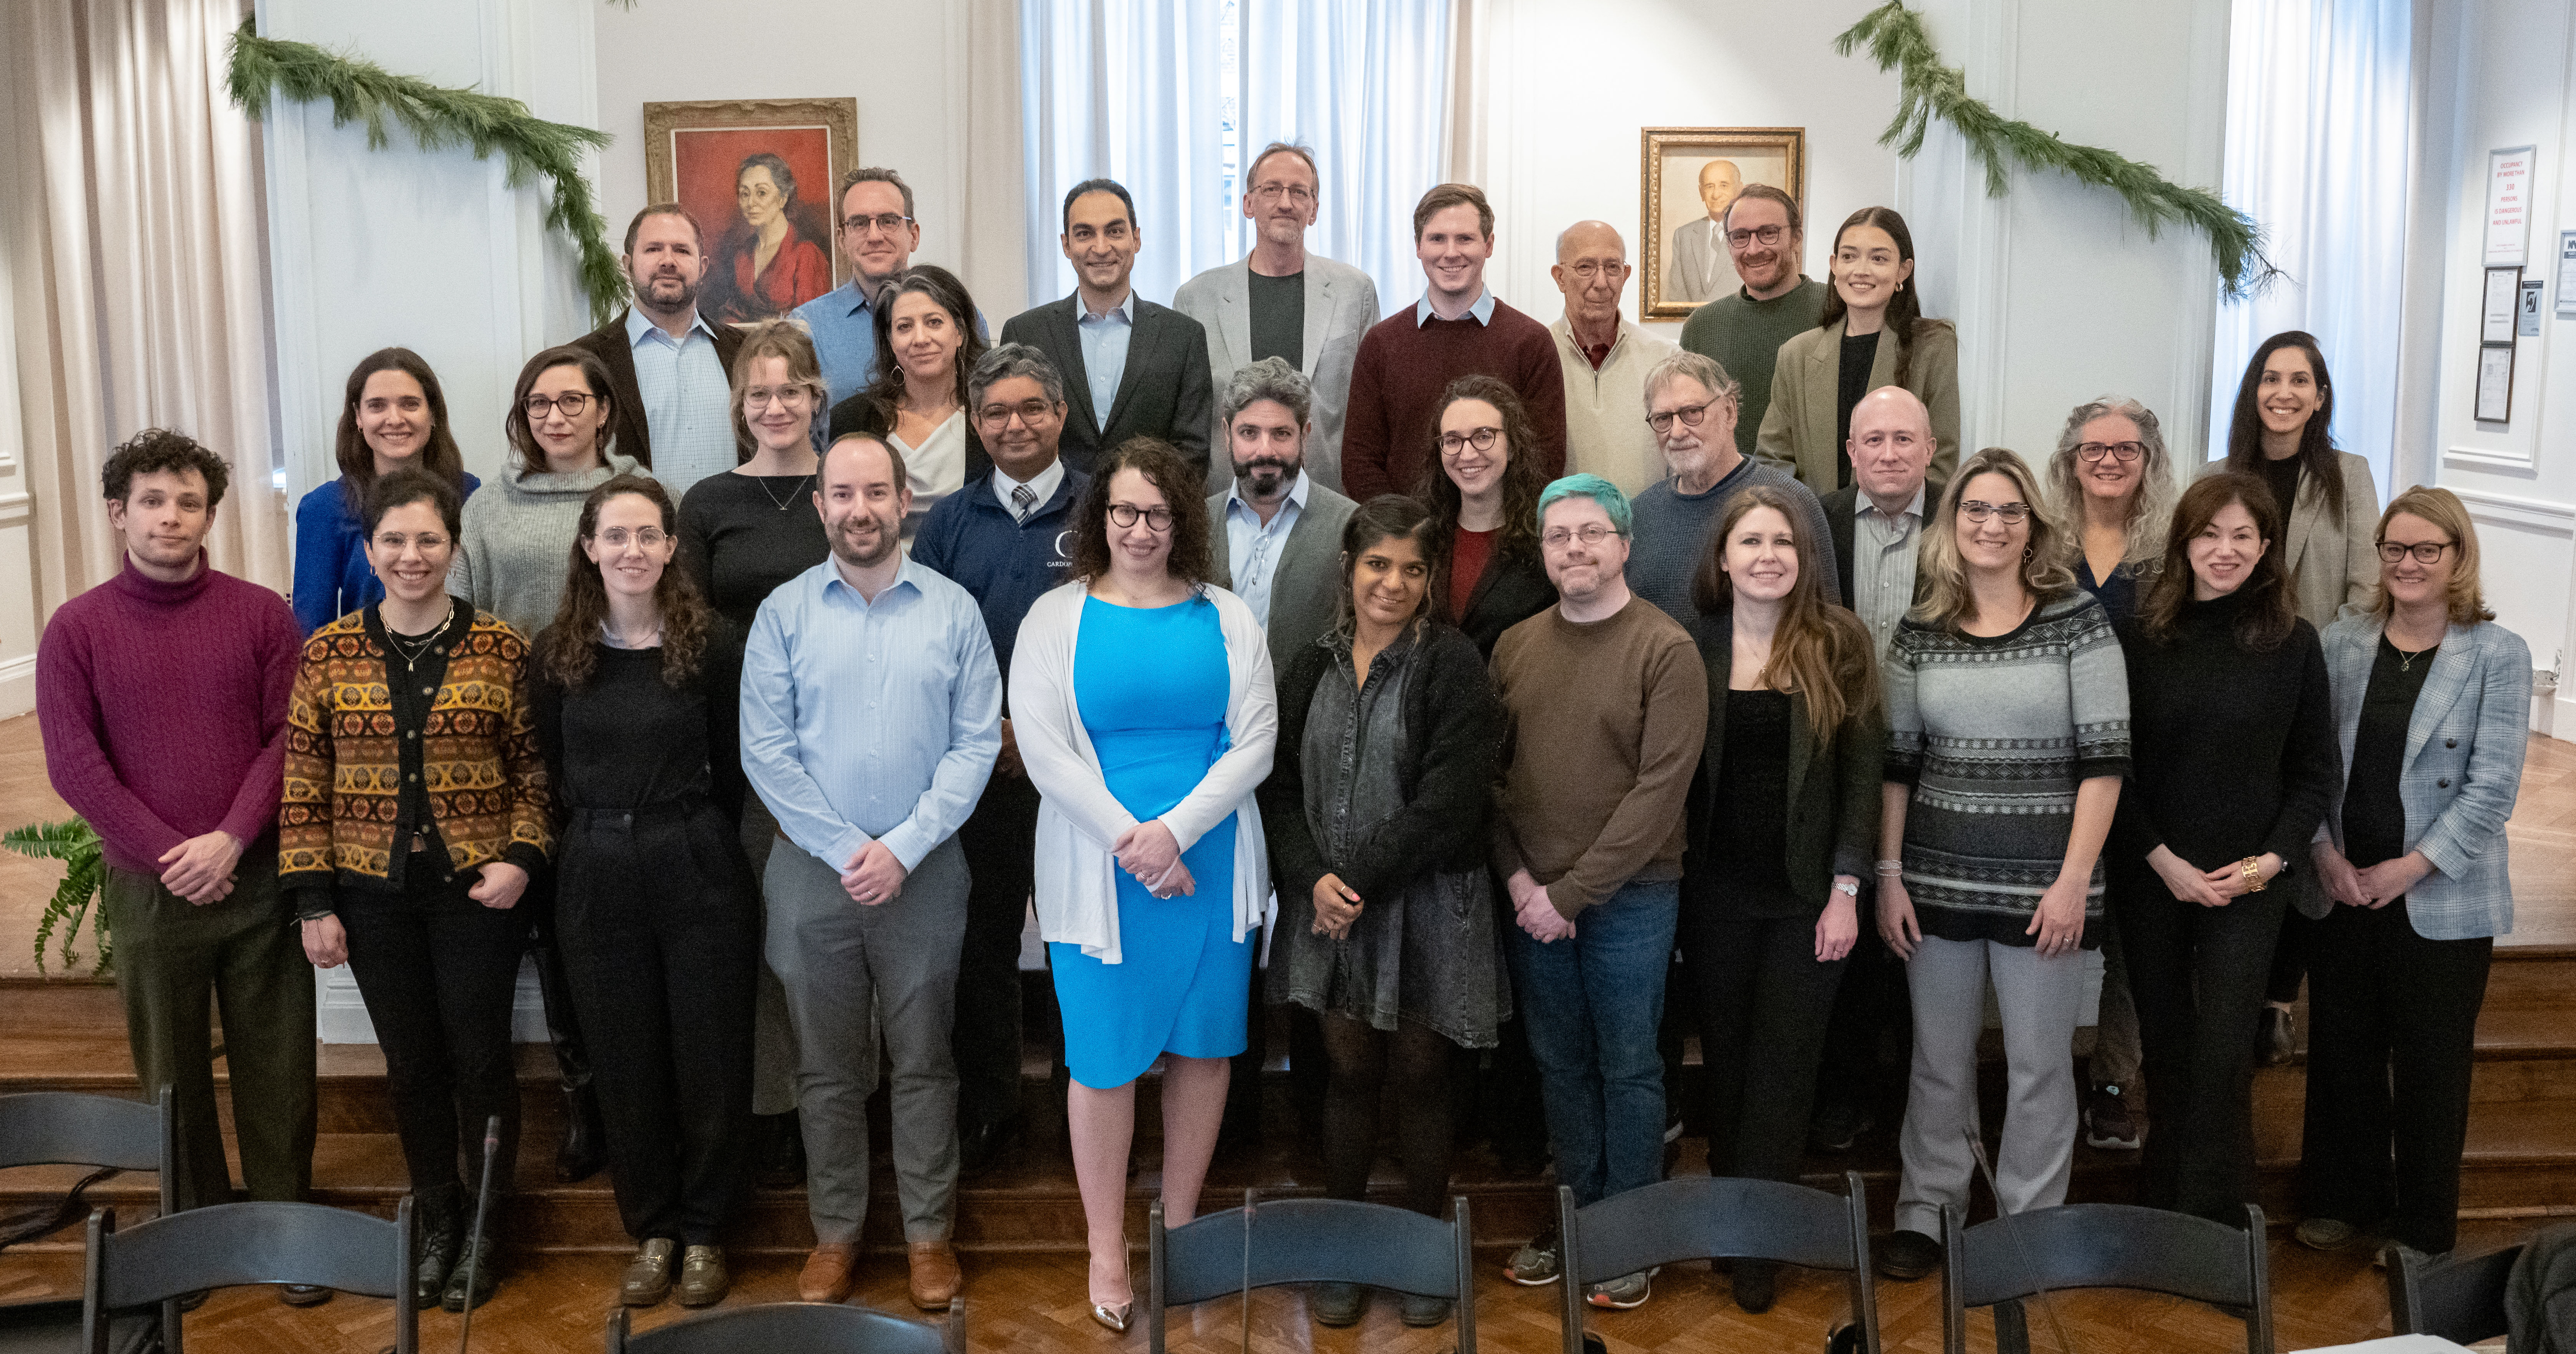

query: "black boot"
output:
530 935 606 1182
441 1202 505 1312
754 1110 806 1190
411 1183 463 1310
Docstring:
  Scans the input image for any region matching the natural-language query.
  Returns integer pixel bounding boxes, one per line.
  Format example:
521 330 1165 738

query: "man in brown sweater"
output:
1487 473 1706 1309
1340 183 1567 501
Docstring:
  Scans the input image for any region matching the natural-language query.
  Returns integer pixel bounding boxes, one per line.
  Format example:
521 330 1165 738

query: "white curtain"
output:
1021 0 1452 312
4 0 286 612
2210 0 2412 491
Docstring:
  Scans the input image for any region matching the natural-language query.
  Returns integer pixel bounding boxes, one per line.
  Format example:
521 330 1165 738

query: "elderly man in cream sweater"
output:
1550 221 1676 497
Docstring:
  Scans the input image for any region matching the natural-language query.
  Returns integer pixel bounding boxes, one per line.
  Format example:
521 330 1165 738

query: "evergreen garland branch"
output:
1836 1 2280 299
226 17 629 324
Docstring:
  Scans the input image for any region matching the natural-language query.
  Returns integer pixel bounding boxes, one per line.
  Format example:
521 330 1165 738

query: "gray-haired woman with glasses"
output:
2046 396 2175 627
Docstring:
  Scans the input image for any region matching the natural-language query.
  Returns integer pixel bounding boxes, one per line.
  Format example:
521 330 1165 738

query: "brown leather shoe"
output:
797 1243 857 1304
906 1240 963 1311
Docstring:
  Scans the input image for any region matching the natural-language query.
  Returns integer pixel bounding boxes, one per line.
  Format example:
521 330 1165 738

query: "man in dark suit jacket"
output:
999 178 1214 479
571 204 747 490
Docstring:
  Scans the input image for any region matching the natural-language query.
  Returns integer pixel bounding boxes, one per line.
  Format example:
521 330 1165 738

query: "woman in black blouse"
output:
533 475 756 1310
2107 472 2337 1225
1680 486 1883 1314
1259 495 1506 1330
674 318 828 1185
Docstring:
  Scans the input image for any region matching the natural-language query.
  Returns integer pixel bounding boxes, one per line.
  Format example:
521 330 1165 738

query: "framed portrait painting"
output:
1638 128 1806 320
643 98 859 325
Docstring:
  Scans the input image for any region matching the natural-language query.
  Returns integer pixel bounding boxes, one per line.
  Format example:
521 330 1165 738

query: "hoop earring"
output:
2022 545 2034 562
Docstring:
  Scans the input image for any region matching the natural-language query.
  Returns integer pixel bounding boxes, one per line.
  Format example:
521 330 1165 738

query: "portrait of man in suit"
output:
1638 128 1803 321
1665 159 1741 306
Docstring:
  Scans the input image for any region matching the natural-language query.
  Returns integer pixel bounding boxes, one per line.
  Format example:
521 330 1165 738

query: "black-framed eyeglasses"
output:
1726 224 1788 247
1646 400 1722 435
1439 427 1503 455
523 392 594 420
2076 441 2146 464
1106 504 1175 532
1959 500 2030 524
2377 540 2454 564
843 212 914 235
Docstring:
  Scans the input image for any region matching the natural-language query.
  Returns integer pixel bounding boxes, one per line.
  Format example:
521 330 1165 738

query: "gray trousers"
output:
740 796 800 1117
1895 934 2085 1237
765 834 967 1244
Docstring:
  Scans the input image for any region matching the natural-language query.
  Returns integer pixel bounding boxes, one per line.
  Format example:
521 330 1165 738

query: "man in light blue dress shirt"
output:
740 431 1001 1311
624 302 735 498
791 167 986 414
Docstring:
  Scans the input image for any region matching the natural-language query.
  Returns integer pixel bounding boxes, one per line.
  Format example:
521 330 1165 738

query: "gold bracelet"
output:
2241 856 2267 892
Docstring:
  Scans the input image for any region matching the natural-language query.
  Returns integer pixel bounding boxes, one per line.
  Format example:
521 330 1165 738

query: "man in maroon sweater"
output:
36 430 318 1281
1340 182 1568 501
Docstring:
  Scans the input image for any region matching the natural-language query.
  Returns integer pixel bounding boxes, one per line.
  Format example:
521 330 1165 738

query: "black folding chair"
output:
1942 1202 2272 1354
1556 1173 1880 1354
605 1299 963 1354
79 1199 417 1354
2385 1242 2522 1346
0 1089 174 1354
1147 1193 1475 1354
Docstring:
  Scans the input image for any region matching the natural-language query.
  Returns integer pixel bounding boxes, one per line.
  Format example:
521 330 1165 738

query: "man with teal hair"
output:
1486 471 1708 1309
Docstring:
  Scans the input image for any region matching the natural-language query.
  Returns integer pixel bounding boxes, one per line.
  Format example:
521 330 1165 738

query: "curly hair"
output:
843 266 990 439
1413 375 1549 622
537 475 712 691
2045 394 2176 572
1069 438 1214 585
102 428 230 508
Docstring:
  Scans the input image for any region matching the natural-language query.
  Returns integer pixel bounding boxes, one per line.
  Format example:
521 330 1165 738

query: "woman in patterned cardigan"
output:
281 465 551 1314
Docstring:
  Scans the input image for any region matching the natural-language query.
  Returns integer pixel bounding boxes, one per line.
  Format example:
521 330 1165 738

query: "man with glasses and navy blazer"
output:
999 178 1216 480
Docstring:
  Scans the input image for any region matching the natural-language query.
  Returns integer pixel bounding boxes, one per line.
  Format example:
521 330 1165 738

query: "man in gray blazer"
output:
1664 159 1742 305
1175 143 1381 495
1000 178 1215 479
1204 356 1355 1148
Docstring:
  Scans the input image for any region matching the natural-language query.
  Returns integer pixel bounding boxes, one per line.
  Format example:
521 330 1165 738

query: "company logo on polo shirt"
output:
1051 531 1075 570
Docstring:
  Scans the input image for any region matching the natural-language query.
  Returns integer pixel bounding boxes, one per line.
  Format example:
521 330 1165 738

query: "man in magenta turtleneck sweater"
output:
36 430 319 1285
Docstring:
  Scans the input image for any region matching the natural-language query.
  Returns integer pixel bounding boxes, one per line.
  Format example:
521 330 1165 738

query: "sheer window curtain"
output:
2210 0 2412 491
4 0 287 612
1021 0 1453 313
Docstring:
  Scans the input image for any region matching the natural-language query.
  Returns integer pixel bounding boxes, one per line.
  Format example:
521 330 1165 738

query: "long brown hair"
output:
1069 438 1214 585
1690 485 1881 738
335 348 468 508
848 265 990 434
2137 473 2298 651
2222 330 2346 518
1414 374 1548 620
538 475 713 690
505 345 619 479
1814 206 1950 387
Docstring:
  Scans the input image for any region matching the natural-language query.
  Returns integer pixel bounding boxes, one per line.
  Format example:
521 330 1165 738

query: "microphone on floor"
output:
457 1115 502 1354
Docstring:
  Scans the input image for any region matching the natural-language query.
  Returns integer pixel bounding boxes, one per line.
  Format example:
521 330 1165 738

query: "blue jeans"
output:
1504 877 1680 1208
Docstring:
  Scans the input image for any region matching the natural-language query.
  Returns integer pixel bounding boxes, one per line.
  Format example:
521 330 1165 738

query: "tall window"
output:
1022 0 1453 310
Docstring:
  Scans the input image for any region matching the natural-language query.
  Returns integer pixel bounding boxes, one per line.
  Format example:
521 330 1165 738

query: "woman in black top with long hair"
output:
532 475 756 1310
2107 472 2337 1224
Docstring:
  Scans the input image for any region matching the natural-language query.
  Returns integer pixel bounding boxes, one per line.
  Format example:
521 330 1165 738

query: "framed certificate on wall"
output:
2476 343 2516 423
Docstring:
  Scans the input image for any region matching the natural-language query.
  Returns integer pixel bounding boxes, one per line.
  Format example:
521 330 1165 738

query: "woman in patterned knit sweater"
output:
1871 446 2131 1282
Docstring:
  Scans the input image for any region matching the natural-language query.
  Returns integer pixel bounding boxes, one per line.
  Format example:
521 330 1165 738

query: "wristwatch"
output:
1834 879 1861 899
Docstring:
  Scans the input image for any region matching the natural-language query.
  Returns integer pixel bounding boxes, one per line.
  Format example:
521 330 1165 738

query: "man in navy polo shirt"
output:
911 342 1088 1176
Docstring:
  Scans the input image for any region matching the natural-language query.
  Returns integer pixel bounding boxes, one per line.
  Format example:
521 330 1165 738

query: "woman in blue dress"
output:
1011 438 1277 1333
292 348 480 634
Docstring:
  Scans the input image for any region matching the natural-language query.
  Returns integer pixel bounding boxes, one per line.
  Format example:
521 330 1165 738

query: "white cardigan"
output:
1009 580 1277 963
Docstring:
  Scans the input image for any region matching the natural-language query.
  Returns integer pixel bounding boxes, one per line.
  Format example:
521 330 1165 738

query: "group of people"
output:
35 142 2530 1333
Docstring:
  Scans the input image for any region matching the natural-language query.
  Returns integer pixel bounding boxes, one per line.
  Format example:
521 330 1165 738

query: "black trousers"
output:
952 772 1039 1132
340 853 526 1197
2264 908 2316 1005
555 804 758 1245
1680 910 1848 1185
2298 898 2493 1254
2110 866 2284 1222
1812 889 1909 1121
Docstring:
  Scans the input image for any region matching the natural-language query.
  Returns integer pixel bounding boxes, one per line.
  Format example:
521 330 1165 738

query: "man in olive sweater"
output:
1487 473 1707 1309
1676 186 1826 465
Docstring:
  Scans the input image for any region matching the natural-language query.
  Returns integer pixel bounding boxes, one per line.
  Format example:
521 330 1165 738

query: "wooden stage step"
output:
7 946 2575 1255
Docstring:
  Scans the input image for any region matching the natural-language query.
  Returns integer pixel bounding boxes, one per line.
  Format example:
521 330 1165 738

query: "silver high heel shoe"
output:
1088 1249 1134 1332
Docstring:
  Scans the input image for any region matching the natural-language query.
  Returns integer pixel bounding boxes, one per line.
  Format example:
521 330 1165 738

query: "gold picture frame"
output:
1639 127 1806 321
641 98 860 323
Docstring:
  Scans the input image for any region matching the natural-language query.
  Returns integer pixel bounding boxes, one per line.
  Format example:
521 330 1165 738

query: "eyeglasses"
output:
2377 540 2454 564
371 531 449 552
523 392 594 420
1563 260 1627 280
2076 441 2147 464
1439 427 1503 455
1106 503 1175 531
1646 400 1723 435
1542 523 1621 548
1726 224 1788 247
977 398 1057 428
743 386 812 410
843 212 914 235
594 527 669 548
1250 183 1315 204
1959 500 2030 524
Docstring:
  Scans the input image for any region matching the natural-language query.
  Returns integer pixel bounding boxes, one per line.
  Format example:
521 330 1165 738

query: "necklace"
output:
383 625 439 669
2393 641 2436 672
756 473 812 512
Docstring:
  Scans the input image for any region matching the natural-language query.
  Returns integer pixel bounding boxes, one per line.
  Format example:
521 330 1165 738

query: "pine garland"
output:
1836 1 2278 299
225 18 629 324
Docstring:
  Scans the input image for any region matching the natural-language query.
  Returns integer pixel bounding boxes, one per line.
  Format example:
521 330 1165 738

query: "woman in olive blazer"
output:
1754 207 1960 496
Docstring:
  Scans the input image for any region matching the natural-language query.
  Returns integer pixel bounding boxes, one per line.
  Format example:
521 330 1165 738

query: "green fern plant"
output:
3 818 112 976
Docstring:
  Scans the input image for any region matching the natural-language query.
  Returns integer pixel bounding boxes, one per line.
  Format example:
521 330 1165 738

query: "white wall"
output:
2424 0 2576 730
0 79 39 719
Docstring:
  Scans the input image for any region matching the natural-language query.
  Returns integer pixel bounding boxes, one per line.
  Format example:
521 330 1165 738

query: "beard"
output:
1234 455 1300 498
634 267 698 311
828 512 901 569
